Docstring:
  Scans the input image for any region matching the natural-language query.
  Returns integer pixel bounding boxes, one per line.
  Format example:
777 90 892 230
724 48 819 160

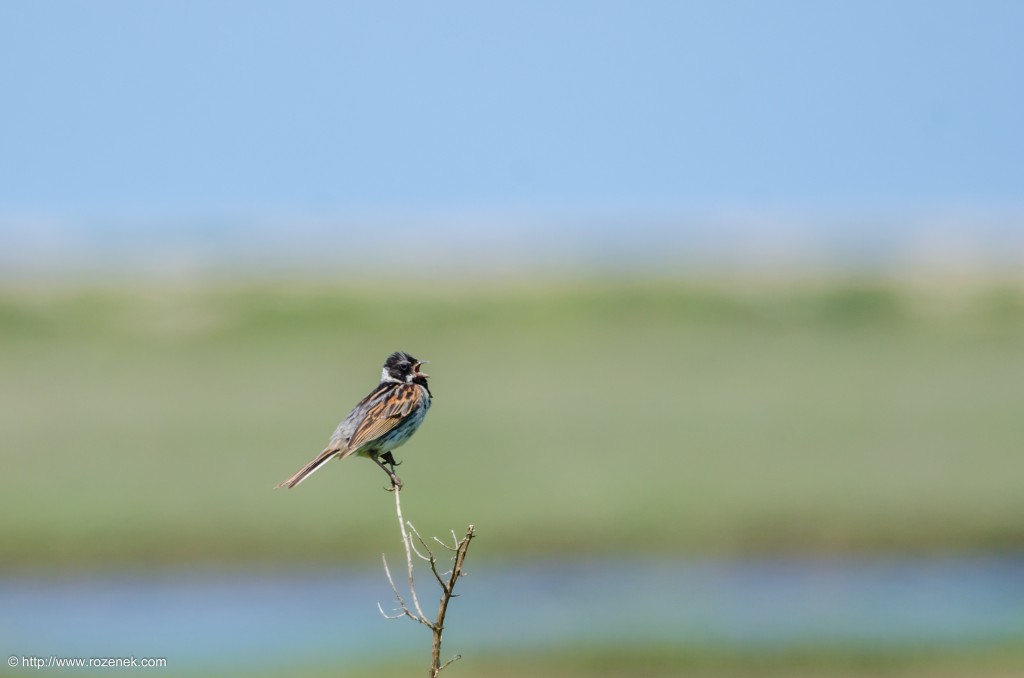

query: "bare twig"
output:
394 486 429 621
438 654 462 672
378 553 422 623
378 486 476 678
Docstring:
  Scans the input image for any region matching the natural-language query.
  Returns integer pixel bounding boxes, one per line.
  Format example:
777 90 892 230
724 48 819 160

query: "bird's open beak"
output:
415 360 429 378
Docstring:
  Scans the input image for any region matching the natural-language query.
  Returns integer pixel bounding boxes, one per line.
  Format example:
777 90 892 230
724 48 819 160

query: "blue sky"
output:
2 0 1022 221
1 2 1022 277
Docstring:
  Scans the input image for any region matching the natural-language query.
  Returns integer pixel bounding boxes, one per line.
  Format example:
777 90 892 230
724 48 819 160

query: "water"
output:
2 555 1022 671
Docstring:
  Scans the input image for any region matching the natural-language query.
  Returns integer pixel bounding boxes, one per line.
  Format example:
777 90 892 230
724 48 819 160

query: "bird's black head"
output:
382 351 429 384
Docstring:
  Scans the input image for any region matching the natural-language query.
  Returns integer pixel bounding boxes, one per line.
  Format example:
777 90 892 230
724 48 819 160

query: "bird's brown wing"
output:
345 383 422 453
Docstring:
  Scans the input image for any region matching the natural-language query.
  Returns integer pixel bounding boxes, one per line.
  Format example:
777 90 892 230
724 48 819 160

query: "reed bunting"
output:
276 351 432 490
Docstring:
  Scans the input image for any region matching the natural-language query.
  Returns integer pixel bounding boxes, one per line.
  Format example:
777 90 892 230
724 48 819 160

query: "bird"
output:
275 351 432 490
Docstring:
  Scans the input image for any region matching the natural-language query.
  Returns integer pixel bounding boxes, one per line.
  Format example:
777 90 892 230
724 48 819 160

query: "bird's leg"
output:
372 452 403 491
381 451 403 490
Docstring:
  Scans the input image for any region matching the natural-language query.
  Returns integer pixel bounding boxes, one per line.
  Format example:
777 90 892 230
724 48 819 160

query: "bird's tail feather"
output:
275 447 339 489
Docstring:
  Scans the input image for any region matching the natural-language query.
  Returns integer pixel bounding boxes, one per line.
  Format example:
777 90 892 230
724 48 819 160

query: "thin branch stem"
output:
377 553 425 624
393 486 429 622
438 654 462 672
378 485 476 677
428 523 474 677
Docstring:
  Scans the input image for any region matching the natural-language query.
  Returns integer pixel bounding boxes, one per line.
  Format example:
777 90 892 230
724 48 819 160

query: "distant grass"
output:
1 277 1023 568
33 643 1022 678
377 644 1024 678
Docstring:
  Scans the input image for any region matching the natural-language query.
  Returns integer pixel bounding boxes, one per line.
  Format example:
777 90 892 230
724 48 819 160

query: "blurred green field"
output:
6 644 1021 678
2 277 1023 568
322 646 1024 678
